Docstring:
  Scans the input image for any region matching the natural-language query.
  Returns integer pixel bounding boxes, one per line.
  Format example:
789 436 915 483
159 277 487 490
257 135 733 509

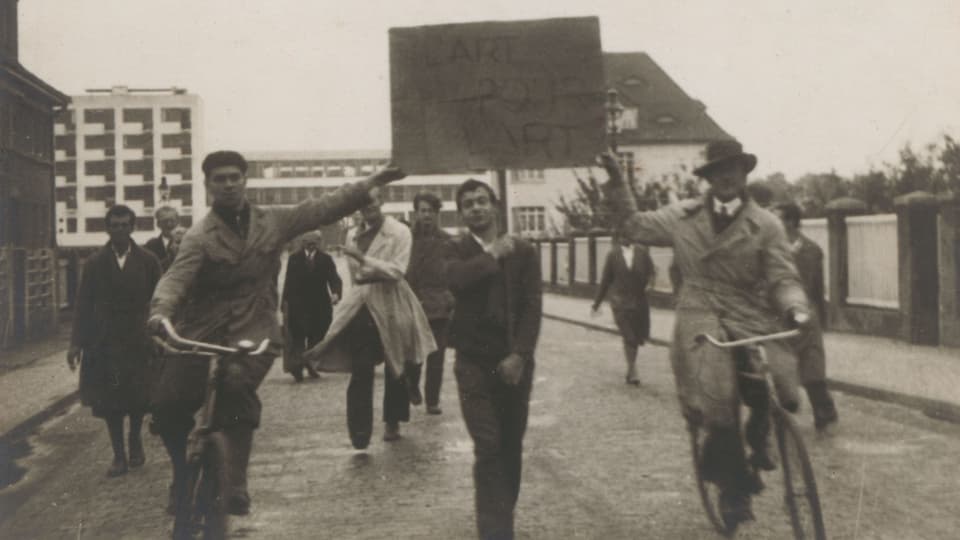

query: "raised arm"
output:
599 153 679 247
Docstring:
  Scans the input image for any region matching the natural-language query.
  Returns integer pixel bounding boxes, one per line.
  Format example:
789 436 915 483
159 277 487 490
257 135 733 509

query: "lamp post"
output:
159 176 170 204
606 88 624 153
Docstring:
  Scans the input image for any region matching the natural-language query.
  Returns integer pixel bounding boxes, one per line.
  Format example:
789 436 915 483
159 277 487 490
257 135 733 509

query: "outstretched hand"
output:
597 152 623 182
371 166 406 186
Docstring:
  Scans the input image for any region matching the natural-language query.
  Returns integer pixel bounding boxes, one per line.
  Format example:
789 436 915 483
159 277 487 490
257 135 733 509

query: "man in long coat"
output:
68 205 161 477
148 151 405 515
281 231 342 382
776 202 839 431
602 141 811 530
305 188 435 448
591 233 655 385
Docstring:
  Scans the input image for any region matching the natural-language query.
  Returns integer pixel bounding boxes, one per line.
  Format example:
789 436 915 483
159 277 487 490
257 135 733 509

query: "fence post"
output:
567 237 575 287
588 233 598 285
824 197 866 329
937 195 960 347
549 240 558 286
894 191 939 345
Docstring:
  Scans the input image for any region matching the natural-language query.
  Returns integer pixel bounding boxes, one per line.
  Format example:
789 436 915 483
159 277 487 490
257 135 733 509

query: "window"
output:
513 206 545 237
620 108 639 130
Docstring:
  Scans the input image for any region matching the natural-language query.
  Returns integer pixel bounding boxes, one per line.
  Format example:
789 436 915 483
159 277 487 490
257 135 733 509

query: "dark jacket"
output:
71 241 162 416
593 244 655 311
791 233 827 323
445 235 542 364
282 248 342 333
406 225 454 321
144 234 173 271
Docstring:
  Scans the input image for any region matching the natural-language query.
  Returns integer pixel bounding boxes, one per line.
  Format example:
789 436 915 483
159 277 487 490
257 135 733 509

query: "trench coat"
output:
72 242 161 417
305 216 436 377
607 181 809 427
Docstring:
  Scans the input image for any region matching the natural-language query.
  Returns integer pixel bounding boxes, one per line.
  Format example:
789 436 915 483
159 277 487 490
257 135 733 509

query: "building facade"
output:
501 52 733 237
244 150 478 240
1 0 69 346
53 86 205 247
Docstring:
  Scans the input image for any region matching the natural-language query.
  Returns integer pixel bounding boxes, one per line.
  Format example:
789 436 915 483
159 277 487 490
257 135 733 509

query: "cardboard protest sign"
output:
389 17 606 174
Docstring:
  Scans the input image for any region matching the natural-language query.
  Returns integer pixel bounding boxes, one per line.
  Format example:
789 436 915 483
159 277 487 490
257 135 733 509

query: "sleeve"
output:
445 242 501 294
593 252 614 308
601 163 680 247
275 181 372 243
762 223 810 317
70 257 97 348
512 244 543 358
150 227 205 319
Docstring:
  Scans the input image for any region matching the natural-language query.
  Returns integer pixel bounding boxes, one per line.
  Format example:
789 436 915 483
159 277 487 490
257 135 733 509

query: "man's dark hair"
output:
776 202 803 228
202 150 248 177
746 182 774 208
105 204 136 225
413 191 442 212
455 179 498 211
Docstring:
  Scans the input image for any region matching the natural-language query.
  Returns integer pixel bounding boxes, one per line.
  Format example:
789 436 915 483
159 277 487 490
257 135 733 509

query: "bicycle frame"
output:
696 329 800 410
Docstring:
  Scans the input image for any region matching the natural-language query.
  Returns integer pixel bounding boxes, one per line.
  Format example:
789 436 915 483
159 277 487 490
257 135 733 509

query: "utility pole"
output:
496 168 509 234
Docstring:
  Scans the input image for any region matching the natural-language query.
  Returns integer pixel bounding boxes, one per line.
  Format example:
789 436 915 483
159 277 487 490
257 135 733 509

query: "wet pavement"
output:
2 318 960 538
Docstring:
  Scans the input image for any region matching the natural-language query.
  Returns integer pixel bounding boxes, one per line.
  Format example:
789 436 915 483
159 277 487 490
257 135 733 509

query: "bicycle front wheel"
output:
688 423 734 537
773 409 826 540
198 432 230 540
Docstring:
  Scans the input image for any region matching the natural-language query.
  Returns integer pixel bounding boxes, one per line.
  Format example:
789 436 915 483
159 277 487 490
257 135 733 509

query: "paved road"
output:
2 319 959 539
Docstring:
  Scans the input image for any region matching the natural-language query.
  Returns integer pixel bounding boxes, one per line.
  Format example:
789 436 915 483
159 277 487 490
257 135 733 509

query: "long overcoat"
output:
72 242 161 417
305 216 436 377
281 248 341 373
608 183 809 427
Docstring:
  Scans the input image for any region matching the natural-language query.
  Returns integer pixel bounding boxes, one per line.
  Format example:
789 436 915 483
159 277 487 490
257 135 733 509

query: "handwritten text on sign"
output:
390 17 607 174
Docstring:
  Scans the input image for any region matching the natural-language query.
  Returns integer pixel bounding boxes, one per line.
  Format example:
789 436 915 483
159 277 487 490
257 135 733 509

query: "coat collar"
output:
203 204 268 254
695 196 766 260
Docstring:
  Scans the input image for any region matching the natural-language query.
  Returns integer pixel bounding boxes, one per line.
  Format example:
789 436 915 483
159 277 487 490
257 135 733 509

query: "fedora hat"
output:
693 140 757 178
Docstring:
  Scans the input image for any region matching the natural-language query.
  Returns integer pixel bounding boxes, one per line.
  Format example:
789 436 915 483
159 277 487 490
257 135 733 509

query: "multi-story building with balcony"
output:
53 86 204 247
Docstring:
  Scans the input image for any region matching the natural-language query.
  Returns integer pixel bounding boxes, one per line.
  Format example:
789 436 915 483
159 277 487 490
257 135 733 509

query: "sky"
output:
18 0 960 179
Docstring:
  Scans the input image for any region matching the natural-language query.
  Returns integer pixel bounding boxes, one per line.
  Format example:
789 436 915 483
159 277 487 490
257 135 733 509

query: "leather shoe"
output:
719 490 754 532
292 369 304 383
106 458 127 478
383 422 401 442
749 449 776 472
426 405 442 415
350 431 371 450
227 493 250 516
305 364 320 379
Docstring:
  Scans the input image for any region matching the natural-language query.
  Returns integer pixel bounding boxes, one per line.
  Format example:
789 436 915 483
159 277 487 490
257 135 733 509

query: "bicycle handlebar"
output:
695 328 801 349
153 317 270 356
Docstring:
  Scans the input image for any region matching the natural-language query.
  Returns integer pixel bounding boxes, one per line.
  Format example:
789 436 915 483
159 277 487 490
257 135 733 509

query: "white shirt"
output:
471 233 495 253
713 196 743 217
620 245 634 270
305 249 317 263
113 247 129 270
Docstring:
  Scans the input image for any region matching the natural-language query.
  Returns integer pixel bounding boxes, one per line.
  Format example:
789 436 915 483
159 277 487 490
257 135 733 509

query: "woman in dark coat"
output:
68 205 162 477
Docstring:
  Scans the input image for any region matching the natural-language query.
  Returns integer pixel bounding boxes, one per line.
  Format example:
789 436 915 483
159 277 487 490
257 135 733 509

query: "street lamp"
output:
159 176 170 203
606 88 624 153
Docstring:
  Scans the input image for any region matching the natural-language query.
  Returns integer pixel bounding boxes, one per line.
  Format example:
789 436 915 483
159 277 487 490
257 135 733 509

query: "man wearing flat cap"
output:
148 150 405 516
601 140 810 531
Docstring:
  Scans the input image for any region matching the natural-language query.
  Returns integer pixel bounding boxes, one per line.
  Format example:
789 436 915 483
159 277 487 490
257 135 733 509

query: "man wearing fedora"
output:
600 140 811 532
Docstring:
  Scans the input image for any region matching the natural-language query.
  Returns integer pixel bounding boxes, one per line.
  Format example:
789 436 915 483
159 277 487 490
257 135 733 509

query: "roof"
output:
1 58 69 106
604 52 733 145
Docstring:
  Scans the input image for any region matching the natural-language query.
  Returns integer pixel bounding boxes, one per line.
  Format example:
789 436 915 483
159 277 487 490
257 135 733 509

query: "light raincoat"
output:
306 216 436 376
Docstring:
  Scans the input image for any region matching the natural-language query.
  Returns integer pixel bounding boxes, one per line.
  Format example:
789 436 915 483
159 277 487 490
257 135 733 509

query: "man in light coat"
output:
602 140 811 531
148 150 405 515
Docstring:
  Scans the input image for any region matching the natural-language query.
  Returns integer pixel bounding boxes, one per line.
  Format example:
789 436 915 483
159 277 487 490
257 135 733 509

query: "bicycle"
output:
153 318 270 540
689 328 826 540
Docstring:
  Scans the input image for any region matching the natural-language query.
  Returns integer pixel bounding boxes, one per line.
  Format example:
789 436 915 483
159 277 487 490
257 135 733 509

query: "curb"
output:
0 391 80 447
544 312 960 425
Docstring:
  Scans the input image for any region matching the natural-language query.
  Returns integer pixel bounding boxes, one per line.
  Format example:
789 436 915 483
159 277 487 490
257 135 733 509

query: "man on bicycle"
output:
147 150 405 516
600 141 811 529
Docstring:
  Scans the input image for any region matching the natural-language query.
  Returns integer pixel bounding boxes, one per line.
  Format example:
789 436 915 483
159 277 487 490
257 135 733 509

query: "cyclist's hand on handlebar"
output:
787 308 811 328
146 315 169 336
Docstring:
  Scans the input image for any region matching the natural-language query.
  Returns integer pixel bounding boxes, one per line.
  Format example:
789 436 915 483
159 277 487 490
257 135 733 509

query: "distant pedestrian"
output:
406 192 454 415
281 231 342 382
306 188 435 448
591 232 655 385
144 206 180 271
776 202 839 432
67 205 162 477
446 179 542 540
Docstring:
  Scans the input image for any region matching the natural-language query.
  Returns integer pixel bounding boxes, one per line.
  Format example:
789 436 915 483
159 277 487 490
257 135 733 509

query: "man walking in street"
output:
282 230 342 382
68 205 162 477
591 232 655 385
144 205 180 271
601 141 811 532
148 150 405 516
776 202 839 432
445 179 542 540
406 192 454 415
305 188 435 448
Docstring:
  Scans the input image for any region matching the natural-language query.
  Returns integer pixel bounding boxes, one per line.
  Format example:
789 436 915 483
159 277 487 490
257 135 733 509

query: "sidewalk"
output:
544 292 960 423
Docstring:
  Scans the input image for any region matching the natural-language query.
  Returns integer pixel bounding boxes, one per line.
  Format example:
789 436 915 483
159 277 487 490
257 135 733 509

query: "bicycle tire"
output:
198 432 230 540
773 409 827 540
688 424 734 537
172 460 201 540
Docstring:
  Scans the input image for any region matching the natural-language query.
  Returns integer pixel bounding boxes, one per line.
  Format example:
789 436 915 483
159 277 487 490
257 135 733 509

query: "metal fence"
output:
845 214 899 308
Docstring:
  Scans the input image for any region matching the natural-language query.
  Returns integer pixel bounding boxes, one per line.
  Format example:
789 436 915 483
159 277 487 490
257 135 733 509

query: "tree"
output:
794 172 849 217
554 169 614 233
